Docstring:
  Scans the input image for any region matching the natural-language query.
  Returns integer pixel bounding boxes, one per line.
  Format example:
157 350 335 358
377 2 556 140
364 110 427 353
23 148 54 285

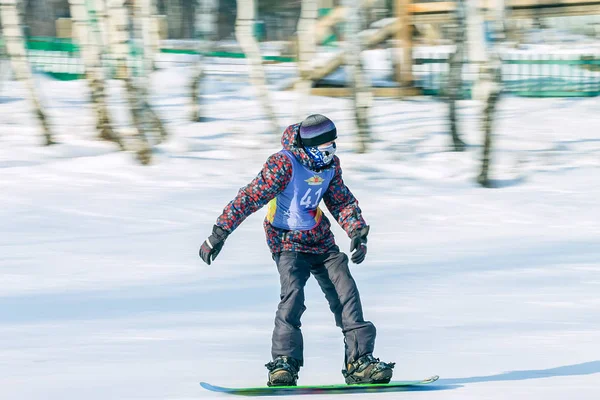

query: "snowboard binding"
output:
266 356 300 387
342 354 395 385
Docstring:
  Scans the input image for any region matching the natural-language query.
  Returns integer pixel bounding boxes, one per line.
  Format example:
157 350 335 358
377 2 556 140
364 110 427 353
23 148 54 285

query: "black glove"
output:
199 225 229 265
350 225 369 264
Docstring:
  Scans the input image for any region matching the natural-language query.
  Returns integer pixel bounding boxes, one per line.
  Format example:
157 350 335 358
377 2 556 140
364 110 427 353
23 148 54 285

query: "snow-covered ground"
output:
0 63 599 400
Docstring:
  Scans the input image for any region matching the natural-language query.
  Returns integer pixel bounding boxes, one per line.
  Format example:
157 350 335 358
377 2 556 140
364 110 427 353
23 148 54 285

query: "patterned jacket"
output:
215 123 367 254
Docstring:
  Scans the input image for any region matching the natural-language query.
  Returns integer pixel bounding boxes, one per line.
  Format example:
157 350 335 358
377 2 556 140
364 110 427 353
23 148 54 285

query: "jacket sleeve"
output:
216 152 292 232
323 156 367 238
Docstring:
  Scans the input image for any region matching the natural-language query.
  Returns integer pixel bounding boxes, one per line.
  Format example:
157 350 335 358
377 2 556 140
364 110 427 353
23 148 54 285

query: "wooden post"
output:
395 0 412 87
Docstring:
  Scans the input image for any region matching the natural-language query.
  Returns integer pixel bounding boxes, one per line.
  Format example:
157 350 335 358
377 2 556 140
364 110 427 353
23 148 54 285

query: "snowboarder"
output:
199 114 395 386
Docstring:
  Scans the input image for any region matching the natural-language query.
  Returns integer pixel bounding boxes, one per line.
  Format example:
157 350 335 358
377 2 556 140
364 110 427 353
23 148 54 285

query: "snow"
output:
1 59 600 400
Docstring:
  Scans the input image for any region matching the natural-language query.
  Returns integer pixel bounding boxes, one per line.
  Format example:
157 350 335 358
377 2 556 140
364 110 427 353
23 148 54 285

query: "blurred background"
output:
1 1 600 400
2 0 600 178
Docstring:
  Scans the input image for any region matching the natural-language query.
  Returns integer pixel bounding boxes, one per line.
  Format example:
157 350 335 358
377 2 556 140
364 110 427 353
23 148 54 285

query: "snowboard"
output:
200 375 439 396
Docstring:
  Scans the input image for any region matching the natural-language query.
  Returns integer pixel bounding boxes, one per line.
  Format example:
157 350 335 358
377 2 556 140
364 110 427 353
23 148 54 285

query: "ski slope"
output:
1 62 599 400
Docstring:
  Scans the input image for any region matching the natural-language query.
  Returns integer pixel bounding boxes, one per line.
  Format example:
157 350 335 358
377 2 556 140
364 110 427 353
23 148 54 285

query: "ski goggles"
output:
305 142 336 167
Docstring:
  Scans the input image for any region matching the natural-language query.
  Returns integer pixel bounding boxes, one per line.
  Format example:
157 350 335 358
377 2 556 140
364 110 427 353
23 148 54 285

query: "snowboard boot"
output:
265 356 300 387
342 354 395 385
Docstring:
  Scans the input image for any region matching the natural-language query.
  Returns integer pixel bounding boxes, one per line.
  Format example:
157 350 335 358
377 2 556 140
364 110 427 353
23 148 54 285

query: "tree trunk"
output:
468 0 505 187
139 0 158 74
295 0 317 120
93 0 111 46
190 0 218 122
446 0 467 152
107 0 152 163
131 0 168 144
235 0 279 134
68 0 124 149
477 74 500 187
0 0 55 145
138 0 168 142
343 0 371 154
0 18 6 94
148 0 161 69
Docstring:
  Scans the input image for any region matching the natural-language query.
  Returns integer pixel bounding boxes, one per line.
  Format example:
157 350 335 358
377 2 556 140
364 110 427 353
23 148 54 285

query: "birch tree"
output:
0 23 6 94
106 0 153 163
445 0 467 151
235 0 279 134
69 0 124 149
149 0 162 70
190 0 218 122
295 0 317 120
343 0 372 154
137 0 168 142
92 0 111 46
466 0 505 187
139 0 159 74
0 0 55 145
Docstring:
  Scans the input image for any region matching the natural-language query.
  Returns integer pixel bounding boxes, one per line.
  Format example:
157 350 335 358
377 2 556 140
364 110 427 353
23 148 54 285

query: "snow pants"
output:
271 250 376 367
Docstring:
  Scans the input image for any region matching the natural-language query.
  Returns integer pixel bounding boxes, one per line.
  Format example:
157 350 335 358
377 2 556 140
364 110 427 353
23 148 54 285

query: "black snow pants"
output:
271 250 376 367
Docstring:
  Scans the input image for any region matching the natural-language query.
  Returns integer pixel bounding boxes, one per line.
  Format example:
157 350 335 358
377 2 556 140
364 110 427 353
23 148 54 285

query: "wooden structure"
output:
410 0 600 22
303 0 600 96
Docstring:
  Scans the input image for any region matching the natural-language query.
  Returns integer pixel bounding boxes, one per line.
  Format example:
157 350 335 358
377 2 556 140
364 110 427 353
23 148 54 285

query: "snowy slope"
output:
0 63 599 400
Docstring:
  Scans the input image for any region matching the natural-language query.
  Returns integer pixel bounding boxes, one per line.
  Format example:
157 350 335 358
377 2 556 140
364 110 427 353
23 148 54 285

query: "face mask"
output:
305 142 336 168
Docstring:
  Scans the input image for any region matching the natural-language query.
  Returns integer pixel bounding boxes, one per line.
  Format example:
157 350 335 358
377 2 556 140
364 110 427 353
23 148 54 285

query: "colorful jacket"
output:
215 123 367 254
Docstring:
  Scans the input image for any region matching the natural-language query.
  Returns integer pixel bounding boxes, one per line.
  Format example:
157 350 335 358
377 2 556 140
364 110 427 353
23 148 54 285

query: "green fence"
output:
159 47 294 62
0 36 293 81
414 53 600 98
2 36 600 98
24 36 85 80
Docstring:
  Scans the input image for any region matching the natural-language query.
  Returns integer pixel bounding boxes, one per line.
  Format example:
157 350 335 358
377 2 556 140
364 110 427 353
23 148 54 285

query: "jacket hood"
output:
281 123 336 171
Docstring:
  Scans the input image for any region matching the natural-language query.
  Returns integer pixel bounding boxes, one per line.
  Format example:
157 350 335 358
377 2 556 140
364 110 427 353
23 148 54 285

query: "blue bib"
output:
267 150 335 231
